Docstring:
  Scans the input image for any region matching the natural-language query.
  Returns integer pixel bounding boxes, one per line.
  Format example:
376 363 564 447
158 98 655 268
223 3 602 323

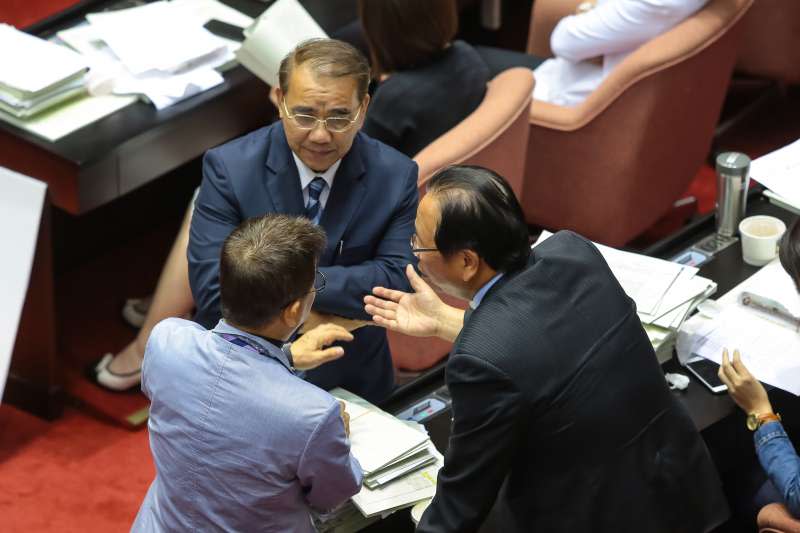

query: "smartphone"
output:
203 19 245 43
684 356 728 394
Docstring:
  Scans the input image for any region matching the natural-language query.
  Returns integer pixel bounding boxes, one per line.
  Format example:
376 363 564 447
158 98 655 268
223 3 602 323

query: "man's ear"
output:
461 250 481 282
358 94 370 124
271 86 282 111
274 87 284 115
281 299 303 328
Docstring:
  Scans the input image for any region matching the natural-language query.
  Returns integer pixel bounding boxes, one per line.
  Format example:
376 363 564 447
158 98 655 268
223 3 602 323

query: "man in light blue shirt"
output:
133 214 363 532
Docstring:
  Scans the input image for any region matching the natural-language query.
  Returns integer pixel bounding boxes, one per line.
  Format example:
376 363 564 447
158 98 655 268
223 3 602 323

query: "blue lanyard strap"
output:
216 332 266 354
214 331 296 374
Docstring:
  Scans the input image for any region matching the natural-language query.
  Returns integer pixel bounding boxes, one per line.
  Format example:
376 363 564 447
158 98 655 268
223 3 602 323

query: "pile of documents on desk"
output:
0 24 89 118
678 259 800 395
56 0 254 110
749 137 800 215
535 231 717 362
313 388 442 532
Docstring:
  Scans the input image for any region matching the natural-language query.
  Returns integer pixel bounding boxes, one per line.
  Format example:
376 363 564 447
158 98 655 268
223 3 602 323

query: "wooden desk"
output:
0 0 355 417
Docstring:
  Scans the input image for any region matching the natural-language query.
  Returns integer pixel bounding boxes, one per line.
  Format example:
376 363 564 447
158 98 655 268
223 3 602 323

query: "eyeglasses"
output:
313 269 327 293
283 270 326 309
282 99 362 133
410 234 438 254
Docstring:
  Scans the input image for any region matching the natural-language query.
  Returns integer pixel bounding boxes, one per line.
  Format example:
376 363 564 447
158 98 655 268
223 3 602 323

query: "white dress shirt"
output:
532 0 707 107
292 152 341 210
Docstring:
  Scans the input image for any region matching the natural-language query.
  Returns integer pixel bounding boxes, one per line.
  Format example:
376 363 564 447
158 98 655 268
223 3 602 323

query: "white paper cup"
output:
739 215 786 266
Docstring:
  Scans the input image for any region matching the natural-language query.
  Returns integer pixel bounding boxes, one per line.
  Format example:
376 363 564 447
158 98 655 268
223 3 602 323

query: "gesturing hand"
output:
718 348 773 415
291 324 354 371
364 264 449 338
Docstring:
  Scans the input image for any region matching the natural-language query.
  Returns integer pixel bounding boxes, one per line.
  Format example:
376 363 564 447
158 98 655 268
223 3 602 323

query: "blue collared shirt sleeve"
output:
297 402 363 511
755 421 800 517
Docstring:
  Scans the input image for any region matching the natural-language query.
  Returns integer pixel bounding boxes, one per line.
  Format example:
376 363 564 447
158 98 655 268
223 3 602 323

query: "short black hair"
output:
426 165 530 272
219 214 326 329
779 217 800 291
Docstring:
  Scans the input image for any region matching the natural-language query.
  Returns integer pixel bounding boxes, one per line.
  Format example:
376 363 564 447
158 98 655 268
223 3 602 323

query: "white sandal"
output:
89 353 142 392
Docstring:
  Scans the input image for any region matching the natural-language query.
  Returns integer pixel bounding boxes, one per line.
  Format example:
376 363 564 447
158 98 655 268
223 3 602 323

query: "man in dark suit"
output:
364 165 729 532
189 39 418 403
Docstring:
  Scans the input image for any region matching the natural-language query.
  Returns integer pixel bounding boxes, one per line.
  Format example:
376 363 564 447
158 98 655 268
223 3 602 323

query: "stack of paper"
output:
312 501 380 533
65 1 253 110
330 388 442 518
677 259 800 395
750 138 800 214
0 24 88 117
534 231 716 329
236 0 328 87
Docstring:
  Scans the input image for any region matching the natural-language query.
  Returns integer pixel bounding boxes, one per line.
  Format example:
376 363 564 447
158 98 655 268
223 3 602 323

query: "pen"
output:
739 291 800 332
335 240 343 261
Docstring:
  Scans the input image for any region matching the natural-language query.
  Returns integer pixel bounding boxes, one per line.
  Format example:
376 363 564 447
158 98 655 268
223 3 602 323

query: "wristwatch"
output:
746 412 781 431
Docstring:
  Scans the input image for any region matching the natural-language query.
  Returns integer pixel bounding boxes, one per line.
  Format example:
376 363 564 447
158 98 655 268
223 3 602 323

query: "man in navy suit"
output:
188 39 418 403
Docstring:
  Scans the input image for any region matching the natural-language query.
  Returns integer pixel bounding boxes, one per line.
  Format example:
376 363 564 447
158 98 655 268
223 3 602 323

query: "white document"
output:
170 0 255 30
678 260 800 395
642 275 717 328
0 24 88 97
534 231 697 316
335 397 429 475
57 21 228 110
235 0 327 87
86 2 228 76
351 447 442 518
750 138 800 209
0 93 136 142
0 168 47 402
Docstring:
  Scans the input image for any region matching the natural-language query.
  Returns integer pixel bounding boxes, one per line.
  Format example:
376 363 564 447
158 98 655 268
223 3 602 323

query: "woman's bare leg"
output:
106 205 194 373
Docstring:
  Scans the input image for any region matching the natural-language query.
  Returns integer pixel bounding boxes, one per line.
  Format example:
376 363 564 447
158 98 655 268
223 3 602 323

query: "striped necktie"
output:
305 177 327 224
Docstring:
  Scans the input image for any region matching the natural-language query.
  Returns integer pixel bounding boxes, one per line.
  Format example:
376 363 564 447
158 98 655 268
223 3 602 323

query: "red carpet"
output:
0 405 153 532
55 218 180 428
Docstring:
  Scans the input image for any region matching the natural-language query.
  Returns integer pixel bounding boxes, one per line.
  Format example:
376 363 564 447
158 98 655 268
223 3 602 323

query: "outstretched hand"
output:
365 264 461 340
291 324 354 371
718 348 773 415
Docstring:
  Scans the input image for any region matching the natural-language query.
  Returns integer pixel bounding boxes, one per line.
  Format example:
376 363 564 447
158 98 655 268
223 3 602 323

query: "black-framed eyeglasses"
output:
410 234 438 254
282 98 362 133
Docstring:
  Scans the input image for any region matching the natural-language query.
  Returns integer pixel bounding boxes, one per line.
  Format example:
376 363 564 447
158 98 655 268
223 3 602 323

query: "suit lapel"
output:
264 123 304 215
319 135 368 263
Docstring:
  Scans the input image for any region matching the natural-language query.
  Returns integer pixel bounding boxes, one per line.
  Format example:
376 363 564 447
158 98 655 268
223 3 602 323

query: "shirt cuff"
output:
755 421 788 449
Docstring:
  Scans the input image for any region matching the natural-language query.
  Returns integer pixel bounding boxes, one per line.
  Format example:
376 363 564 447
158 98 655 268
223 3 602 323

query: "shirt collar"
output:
212 319 293 372
470 272 504 309
291 152 341 192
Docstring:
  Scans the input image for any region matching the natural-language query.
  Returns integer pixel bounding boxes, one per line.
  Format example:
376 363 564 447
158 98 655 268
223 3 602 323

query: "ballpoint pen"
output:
739 291 800 332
